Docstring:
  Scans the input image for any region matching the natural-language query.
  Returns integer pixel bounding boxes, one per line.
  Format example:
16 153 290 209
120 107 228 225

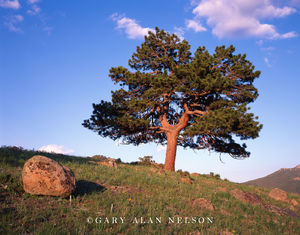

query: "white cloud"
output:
290 0 300 7
26 0 41 15
39 144 74 154
28 0 40 3
157 145 166 153
185 19 206 32
4 14 23 32
264 57 271 67
173 26 185 40
111 13 154 39
280 31 297 38
192 0 297 39
27 4 40 15
256 40 264 46
43 26 53 35
262 47 275 52
0 0 20 9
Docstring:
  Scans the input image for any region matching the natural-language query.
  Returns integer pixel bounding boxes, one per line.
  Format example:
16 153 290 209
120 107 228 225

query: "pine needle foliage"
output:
83 27 262 164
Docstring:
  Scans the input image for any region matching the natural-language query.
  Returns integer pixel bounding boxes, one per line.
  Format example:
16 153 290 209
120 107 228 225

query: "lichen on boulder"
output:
22 155 76 197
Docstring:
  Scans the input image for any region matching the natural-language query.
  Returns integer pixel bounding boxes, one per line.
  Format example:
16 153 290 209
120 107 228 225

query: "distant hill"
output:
244 165 300 194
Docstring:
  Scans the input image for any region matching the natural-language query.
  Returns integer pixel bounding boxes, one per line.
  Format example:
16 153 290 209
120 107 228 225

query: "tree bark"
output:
164 131 179 171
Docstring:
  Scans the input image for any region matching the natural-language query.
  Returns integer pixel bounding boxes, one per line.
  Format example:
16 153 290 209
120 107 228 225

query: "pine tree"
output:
83 27 262 171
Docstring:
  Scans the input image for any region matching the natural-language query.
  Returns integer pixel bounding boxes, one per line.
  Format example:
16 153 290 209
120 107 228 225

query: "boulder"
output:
268 188 288 201
22 155 76 197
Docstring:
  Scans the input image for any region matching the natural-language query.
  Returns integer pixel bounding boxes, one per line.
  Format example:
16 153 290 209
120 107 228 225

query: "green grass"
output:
0 146 299 234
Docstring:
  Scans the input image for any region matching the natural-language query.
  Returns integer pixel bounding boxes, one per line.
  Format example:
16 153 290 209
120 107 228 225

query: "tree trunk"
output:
164 131 178 171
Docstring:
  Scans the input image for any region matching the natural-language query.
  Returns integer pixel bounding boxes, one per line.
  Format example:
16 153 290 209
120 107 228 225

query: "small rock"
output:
151 162 164 169
90 158 118 168
191 173 199 177
230 189 262 205
289 205 295 211
91 155 107 161
99 159 118 169
181 177 192 184
268 188 287 201
263 204 286 216
1 184 8 190
219 232 234 235
22 155 76 197
218 187 227 192
221 209 230 216
290 199 298 206
188 230 201 235
192 198 215 211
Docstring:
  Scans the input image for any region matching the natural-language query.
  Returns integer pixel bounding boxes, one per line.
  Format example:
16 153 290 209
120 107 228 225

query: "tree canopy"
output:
83 27 262 171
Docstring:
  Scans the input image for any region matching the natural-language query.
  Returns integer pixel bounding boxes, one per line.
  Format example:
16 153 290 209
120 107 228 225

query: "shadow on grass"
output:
73 180 106 197
0 207 17 215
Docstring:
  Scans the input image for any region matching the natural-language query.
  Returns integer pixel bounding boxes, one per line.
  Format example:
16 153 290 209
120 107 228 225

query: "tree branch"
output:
185 103 207 116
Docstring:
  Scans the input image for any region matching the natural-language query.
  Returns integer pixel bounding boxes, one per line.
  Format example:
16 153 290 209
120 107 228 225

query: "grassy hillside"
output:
1 146 300 234
244 167 300 194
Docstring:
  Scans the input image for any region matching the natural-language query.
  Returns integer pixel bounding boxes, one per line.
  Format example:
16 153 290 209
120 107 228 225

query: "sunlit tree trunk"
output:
164 131 179 171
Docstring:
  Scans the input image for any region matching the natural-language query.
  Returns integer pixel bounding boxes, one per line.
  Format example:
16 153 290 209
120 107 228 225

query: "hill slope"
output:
1 146 300 234
244 165 300 194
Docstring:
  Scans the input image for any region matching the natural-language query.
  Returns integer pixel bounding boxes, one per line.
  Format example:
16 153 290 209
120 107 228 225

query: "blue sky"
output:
1 0 300 182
